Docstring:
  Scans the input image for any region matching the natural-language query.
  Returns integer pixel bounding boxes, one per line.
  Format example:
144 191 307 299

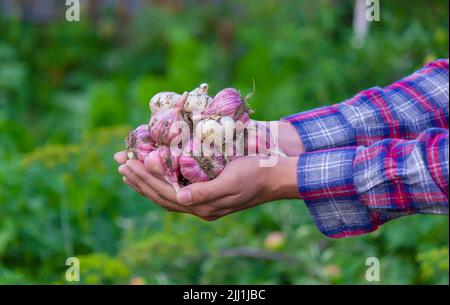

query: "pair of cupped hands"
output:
114 121 304 221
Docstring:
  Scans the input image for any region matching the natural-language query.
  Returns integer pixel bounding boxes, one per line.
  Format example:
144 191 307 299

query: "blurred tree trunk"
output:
87 0 100 25
353 0 370 46
152 0 183 11
118 0 131 26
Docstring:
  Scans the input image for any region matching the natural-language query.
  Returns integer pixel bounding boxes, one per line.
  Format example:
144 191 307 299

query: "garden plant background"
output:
0 0 448 284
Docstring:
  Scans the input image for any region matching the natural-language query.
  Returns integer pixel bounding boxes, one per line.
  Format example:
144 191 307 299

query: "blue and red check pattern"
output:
284 59 449 238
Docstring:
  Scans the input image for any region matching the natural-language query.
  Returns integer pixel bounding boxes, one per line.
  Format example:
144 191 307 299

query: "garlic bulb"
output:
220 116 235 157
149 92 181 113
148 107 185 146
125 83 289 187
144 146 180 189
191 83 209 95
179 140 225 183
205 88 251 122
125 124 156 161
184 83 213 113
195 119 223 143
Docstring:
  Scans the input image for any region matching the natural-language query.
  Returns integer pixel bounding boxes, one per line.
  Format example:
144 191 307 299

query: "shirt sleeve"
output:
282 59 449 151
297 128 449 238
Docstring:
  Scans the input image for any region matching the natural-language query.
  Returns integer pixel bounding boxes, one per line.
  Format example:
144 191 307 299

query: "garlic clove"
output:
183 83 212 113
198 83 209 94
190 83 209 95
144 146 181 190
195 119 223 151
149 92 181 113
219 116 234 125
148 108 185 145
220 116 235 157
183 93 212 113
125 124 155 161
205 88 251 121
179 140 225 183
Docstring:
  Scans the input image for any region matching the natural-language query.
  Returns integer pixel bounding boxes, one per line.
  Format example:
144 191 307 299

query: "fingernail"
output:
177 188 192 205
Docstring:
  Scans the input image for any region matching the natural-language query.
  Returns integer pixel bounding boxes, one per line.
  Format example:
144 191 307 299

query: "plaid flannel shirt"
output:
283 59 449 238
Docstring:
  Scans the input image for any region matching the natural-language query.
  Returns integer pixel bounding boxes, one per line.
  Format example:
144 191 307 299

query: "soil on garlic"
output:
125 130 138 160
234 98 252 120
165 155 172 169
193 156 219 179
182 111 194 135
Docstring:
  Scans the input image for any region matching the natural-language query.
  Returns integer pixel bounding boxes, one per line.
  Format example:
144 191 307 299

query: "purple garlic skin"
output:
205 88 251 122
144 146 180 187
126 124 156 161
179 155 225 183
148 107 185 146
179 140 225 183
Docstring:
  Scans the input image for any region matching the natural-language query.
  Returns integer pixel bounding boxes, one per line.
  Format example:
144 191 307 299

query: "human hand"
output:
276 120 304 156
247 120 304 156
114 151 299 221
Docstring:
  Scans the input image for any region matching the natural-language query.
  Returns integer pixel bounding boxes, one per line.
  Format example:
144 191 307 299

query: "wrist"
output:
267 156 299 200
276 121 305 156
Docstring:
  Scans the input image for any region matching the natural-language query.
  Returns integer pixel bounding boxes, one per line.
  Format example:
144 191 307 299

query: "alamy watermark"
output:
65 256 80 282
365 0 380 22
365 256 380 282
65 0 80 22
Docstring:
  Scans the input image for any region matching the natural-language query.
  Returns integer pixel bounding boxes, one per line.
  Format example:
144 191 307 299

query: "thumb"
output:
176 187 193 205
176 177 230 205
114 151 127 164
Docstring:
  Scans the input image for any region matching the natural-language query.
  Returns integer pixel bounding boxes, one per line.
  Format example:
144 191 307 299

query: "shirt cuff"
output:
282 106 356 152
297 147 382 238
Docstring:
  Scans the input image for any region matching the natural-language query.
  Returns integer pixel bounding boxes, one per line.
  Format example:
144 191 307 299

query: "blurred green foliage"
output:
0 0 448 284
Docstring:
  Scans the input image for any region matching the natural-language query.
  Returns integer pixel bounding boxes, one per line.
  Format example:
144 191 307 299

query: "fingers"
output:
119 164 153 199
125 160 178 203
176 175 234 206
119 162 237 220
118 154 242 221
193 194 259 221
123 176 140 193
188 203 240 221
114 151 127 164
119 164 191 213
119 164 150 197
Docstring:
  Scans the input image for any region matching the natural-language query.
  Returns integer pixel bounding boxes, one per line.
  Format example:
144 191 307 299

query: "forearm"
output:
297 128 449 238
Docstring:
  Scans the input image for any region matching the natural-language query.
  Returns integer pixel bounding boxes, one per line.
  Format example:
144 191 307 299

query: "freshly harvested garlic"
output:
184 83 213 113
149 92 181 113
